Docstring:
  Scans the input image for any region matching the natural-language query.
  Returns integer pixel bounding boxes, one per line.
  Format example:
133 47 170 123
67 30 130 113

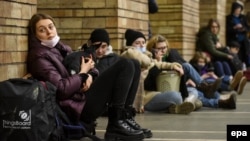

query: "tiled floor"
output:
78 82 250 141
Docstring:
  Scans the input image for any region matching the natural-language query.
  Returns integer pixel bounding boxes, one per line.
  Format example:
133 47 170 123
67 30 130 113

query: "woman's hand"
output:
154 49 163 62
234 23 243 29
207 72 218 79
79 55 94 74
227 54 233 60
215 42 222 48
135 106 145 114
173 64 184 76
201 73 210 79
81 74 93 92
186 79 196 87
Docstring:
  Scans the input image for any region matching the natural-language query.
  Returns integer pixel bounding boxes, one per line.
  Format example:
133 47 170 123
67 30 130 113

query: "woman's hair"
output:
28 13 55 36
207 18 220 30
146 34 169 52
28 13 56 50
190 51 207 64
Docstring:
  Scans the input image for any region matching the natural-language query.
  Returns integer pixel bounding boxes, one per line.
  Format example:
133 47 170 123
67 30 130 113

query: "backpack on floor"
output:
0 78 102 141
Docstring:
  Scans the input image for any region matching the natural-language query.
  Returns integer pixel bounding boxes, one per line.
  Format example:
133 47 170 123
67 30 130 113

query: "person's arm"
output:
121 47 152 68
30 56 87 100
154 60 184 75
240 15 250 33
200 32 231 59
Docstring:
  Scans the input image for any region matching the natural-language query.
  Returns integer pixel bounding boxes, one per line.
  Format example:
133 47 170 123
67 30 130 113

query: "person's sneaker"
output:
194 99 203 111
237 76 247 95
197 78 222 98
218 92 237 109
230 70 243 90
168 102 194 114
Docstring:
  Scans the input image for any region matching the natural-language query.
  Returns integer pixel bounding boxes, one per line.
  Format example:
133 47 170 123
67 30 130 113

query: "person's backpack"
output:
0 78 60 141
0 78 102 141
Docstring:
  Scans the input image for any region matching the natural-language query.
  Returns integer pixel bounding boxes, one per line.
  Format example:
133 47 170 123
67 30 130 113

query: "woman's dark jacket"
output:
27 38 88 121
226 2 249 45
196 27 229 61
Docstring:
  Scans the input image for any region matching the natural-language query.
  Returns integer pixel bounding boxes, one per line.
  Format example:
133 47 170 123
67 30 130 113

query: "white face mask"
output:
41 35 60 48
136 46 146 53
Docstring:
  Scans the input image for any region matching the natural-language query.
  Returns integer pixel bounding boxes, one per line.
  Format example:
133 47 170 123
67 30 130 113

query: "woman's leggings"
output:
81 58 140 121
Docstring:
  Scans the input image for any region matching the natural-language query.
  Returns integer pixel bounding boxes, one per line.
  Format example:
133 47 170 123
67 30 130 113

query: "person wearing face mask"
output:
83 28 153 139
189 52 245 94
196 19 246 89
189 52 238 109
27 14 149 141
122 29 197 114
226 1 250 67
149 34 237 109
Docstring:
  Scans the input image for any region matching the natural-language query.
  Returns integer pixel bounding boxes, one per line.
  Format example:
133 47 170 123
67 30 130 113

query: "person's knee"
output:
182 62 191 71
166 91 183 104
130 59 141 72
119 57 135 72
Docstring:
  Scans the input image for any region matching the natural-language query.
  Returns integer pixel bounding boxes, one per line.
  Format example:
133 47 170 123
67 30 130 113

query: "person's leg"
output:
206 77 231 92
197 90 219 108
221 61 232 76
196 77 222 99
214 61 224 77
81 58 134 120
243 39 250 67
186 87 202 110
218 91 237 109
238 40 245 65
144 91 182 111
125 59 141 106
187 86 198 99
81 58 144 140
182 63 202 84
182 63 221 98
167 88 195 114
121 59 153 138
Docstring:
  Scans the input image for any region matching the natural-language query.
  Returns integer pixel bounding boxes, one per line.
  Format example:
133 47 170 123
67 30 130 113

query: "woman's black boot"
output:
125 106 153 138
105 107 144 141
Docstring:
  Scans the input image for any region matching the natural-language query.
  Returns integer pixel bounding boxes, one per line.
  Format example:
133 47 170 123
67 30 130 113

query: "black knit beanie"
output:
228 41 240 48
125 29 146 46
89 28 110 45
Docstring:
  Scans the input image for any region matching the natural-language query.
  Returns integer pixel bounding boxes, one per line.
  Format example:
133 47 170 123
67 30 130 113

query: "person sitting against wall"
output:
147 34 238 110
27 13 147 141
150 34 221 101
82 28 153 138
189 51 238 109
196 18 236 80
189 51 246 95
121 29 196 114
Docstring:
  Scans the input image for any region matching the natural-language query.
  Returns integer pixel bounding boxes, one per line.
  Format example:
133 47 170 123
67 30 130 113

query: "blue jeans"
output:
182 63 203 85
198 90 220 108
214 61 232 77
144 91 182 112
187 86 198 99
